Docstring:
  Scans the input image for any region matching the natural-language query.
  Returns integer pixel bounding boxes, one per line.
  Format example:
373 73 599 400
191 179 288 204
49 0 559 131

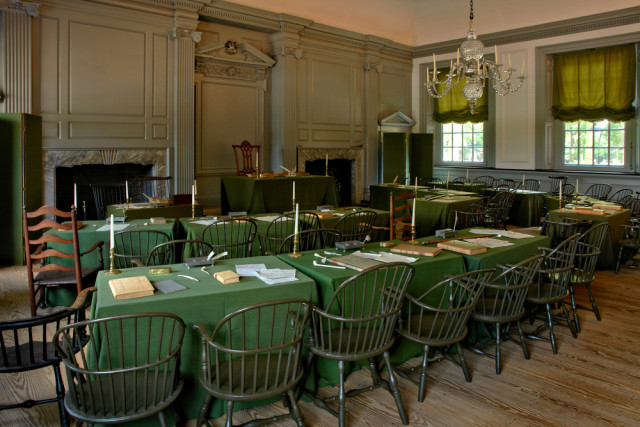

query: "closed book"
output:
329 254 382 271
571 207 605 216
437 240 487 255
109 276 155 300
150 217 167 224
391 244 441 257
593 204 622 211
214 270 240 284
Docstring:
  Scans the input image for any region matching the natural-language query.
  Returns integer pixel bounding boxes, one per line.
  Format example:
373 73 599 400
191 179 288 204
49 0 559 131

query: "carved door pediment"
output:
195 41 275 81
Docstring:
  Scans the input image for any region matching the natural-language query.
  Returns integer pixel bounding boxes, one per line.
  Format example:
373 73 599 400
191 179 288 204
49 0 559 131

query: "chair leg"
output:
561 301 577 338
157 410 167 427
615 247 625 274
196 394 213 427
495 323 502 375
456 342 471 382
225 400 234 427
516 320 530 360
418 344 429 402
568 285 580 333
286 389 305 427
53 363 69 427
585 283 601 320
545 304 557 354
337 360 346 427
382 351 408 425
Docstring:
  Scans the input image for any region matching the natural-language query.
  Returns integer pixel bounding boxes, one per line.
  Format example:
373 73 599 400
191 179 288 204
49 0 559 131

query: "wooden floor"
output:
1 263 639 426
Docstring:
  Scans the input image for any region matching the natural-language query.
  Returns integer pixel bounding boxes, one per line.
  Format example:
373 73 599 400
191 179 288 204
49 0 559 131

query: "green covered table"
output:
547 207 631 270
482 188 546 227
277 243 466 385
106 202 202 220
45 219 176 307
90 256 318 424
221 175 340 214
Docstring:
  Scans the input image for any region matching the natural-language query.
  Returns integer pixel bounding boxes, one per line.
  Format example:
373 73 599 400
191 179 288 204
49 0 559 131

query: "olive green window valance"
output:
433 68 488 124
552 44 636 122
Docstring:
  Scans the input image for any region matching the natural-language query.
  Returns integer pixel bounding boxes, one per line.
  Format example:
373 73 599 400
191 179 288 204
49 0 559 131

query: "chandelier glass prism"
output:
425 0 526 114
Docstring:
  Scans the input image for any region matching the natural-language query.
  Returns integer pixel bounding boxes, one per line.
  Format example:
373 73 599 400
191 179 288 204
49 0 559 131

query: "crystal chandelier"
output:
425 0 526 114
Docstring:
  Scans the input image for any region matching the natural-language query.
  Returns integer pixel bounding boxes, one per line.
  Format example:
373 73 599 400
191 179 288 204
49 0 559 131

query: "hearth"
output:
305 159 352 206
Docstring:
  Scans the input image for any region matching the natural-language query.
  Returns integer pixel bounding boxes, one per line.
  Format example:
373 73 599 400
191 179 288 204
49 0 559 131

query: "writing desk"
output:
221 175 340 214
90 256 318 425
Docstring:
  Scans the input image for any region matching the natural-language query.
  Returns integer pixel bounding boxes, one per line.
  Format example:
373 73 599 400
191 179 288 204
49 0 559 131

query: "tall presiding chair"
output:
202 218 257 259
394 269 493 402
0 288 93 427
334 210 377 243
23 205 103 316
91 183 127 220
526 234 579 354
193 299 311 427
278 228 342 254
146 239 214 265
305 263 414 426
112 229 171 268
469 256 544 374
257 214 298 255
584 183 612 200
232 140 260 176
568 223 608 332
53 312 185 427
521 179 541 191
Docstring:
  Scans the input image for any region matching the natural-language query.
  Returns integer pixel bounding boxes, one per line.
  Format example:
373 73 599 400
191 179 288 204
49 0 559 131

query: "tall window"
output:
442 122 484 163
563 120 625 167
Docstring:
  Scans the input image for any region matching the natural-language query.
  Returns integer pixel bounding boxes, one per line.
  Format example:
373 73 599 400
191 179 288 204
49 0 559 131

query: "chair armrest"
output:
80 240 104 257
69 286 96 310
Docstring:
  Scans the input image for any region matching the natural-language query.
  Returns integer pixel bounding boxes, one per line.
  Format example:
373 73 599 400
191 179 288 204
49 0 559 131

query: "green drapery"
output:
433 68 488 123
552 44 636 122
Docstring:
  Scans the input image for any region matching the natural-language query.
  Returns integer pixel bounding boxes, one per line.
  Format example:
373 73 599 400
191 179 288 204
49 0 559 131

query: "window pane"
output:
610 148 624 165
462 133 473 147
579 148 593 165
593 120 608 130
565 122 578 130
565 148 578 164
462 123 473 132
594 148 609 165
610 121 625 130
565 131 578 147
452 123 463 132
473 149 483 162
579 132 593 148
453 133 462 147
453 147 463 162
441 121 484 163
443 148 452 161
579 121 592 130
610 130 624 147
443 123 453 132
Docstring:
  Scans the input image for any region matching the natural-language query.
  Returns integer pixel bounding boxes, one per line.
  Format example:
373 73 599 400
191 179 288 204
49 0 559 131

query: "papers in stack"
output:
191 218 218 226
109 276 154 300
255 215 290 222
97 223 130 232
235 264 298 285
465 238 514 248
468 228 534 239
437 240 487 255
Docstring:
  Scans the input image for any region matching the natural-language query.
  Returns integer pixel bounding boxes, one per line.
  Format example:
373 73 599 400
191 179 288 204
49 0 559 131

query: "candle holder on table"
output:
410 226 418 244
104 248 121 275
288 233 302 257
292 198 296 213
192 203 196 219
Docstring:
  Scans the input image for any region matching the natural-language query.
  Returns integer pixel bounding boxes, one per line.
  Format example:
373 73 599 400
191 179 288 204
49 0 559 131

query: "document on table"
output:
255 215 290 222
235 264 298 285
464 238 514 248
468 228 534 239
97 223 130 232
191 219 218 226
351 250 418 263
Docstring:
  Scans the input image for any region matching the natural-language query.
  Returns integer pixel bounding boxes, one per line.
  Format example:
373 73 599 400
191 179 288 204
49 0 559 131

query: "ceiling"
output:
225 0 640 46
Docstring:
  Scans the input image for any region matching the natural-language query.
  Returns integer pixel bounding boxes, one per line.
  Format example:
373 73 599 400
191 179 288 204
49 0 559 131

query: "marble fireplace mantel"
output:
297 146 364 205
43 149 168 208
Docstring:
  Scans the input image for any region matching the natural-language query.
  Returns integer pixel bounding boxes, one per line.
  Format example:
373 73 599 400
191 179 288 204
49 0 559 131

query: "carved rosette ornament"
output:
195 41 276 82
1 0 39 17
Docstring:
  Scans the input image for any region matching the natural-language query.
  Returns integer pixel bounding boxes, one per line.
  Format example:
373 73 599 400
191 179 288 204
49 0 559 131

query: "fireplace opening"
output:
305 159 352 206
55 163 154 220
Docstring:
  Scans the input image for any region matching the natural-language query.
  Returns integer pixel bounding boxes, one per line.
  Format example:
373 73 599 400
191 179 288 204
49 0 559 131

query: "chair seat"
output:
34 267 100 287
200 354 303 402
0 341 58 372
472 296 526 324
65 371 183 423
527 283 569 304
310 325 393 361
618 239 640 249
399 313 468 347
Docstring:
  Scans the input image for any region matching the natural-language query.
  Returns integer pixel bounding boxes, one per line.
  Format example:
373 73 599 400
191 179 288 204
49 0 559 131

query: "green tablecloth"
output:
90 257 318 424
418 229 550 271
45 219 176 307
277 243 466 385
221 175 340 214
369 185 482 238
106 203 203 220
547 208 631 270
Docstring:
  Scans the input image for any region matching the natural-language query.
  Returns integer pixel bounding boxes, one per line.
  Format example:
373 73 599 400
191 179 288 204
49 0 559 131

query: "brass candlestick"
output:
288 233 302 257
192 203 196 219
104 247 121 275
410 226 418 244
325 163 329 177
82 200 87 221
292 198 296 212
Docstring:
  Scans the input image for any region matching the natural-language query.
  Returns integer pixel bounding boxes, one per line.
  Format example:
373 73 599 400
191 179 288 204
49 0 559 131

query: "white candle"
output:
192 184 195 205
411 197 416 229
494 45 498 62
456 48 460 66
559 181 563 205
292 181 296 201
466 169 469 180
522 174 525 186
256 152 259 174
414 177 418 194
326 154 329 170
294 203 299 236
508 54 512 68
194 179 197 195
576 178 579 196
110 214 114 250
73 183 77 208
125 180 129 201
447 171 450 184
426 67 430 83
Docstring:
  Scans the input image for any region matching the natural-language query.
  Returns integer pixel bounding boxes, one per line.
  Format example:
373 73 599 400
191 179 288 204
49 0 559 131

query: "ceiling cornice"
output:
414 6 640 57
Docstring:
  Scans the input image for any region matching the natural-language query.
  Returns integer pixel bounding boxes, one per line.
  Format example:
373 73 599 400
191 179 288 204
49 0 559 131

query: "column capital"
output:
273 47 303 59
2 0 39 17
363 62 383 73
171 27 202 43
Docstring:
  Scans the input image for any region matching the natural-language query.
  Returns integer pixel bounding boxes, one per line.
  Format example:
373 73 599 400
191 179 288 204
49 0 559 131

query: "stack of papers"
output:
235 264 298 285
97 223 130 232
468 228 534 239
351 250 418 264
465 238 514 248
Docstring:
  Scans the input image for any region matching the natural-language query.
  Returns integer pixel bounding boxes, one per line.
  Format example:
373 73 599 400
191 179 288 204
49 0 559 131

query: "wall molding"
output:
414 6 640 57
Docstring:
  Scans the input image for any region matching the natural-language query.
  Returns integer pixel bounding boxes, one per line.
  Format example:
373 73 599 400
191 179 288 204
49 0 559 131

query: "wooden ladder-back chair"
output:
0 287 94 427
53 312 185 426
305 263 415 426
194 299 311 427
23 205 104 316
390 191 415 241
232 140 261 176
